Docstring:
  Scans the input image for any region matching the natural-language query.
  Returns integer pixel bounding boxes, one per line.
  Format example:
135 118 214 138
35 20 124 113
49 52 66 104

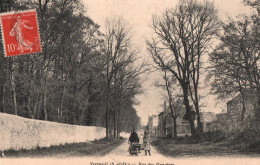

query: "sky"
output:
82 0 252 125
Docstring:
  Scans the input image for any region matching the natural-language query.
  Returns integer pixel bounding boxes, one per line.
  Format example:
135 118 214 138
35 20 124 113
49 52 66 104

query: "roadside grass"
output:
225 128 260 153
151 130 260 157
151 137 241 157
2 138 125 158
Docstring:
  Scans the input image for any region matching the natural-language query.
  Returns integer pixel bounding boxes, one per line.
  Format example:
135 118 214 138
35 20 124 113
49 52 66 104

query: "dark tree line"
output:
0 0 143 137
208 0 260 125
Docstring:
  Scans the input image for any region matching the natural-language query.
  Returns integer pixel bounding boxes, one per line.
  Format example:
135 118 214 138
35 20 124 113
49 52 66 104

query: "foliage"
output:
203 130 226 143
226 128 260 153
209 0 260 121
0 0 142 134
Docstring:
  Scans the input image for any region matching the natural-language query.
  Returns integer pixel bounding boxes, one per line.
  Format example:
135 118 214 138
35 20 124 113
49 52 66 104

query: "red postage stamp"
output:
0 9 41 57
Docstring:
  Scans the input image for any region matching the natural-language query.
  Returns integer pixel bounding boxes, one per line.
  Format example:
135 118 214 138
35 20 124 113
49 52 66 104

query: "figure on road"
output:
128 129 140 153
129 129 139 143
143 129 151 156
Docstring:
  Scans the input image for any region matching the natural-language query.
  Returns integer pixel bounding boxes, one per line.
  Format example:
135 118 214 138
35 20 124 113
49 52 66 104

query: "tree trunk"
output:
195 102 203 138
11 78 17 115
173 117 177 139
80 108 85 124
117 108 121 138
64 97 68 124
27 97 32 118
255 86 260 125
106 90 110 139
59 58 65 122
59 83 65 120
241 91 246 121
32 96 38 119
36 94 42 119
9 58 17 115
114 109 116 138
183 85 196 136
43 76 48 120
0 83 4 113
194 86 203 138
0 62 5 112
73 115 77 125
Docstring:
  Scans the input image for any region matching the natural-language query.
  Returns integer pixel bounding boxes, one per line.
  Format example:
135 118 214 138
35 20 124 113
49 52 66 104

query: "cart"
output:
129 142 141 156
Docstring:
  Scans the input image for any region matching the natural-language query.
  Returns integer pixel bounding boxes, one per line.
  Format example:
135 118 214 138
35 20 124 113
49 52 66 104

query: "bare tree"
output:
147 0 220 137
103 18 139 138
155 70 184 139
112 62 147 137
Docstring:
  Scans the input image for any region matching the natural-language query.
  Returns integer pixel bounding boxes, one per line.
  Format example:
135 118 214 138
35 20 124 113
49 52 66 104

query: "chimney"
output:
163 101 167 112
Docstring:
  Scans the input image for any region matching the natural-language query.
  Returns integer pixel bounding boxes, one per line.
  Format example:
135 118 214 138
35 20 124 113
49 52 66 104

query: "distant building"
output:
157 101 191 138
227 92 255 121
206 113 229 132
164 108 191 137
158 111 164 137
207 90 256 132
195 112 217 132
157 101 218 137
147 114 158 137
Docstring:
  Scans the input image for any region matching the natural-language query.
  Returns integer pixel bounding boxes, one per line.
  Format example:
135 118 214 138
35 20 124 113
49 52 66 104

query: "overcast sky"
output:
82 0 252 125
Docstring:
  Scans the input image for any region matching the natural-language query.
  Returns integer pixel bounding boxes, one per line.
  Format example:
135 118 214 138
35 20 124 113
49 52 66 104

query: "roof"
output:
227 88 256 105
158 111 163 116
200 112 217 123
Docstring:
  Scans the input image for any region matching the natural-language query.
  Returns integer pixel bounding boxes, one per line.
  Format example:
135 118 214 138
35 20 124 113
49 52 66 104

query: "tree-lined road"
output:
2 138 260 165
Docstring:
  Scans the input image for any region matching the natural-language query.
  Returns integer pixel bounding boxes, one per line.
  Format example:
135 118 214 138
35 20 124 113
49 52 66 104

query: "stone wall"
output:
0 113 106 151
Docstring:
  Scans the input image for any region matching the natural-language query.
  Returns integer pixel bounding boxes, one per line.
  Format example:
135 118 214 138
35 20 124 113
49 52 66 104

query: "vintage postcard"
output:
0 0 260 165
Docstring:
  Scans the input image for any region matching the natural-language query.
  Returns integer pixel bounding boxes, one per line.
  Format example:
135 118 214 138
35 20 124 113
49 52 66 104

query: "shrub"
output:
203 130 226 143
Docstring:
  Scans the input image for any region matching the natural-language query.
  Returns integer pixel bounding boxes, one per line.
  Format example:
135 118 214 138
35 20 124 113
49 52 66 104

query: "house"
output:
158 111 164 137
157 100 218 137
195 112 217 132
206 113 229 132
227 91 255 124
157 101 191 138
207 90 256 133
147 114 158 137
163 108 191 137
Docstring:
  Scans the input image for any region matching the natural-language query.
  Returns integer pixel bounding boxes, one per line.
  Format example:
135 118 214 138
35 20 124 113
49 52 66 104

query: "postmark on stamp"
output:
0 9 41 57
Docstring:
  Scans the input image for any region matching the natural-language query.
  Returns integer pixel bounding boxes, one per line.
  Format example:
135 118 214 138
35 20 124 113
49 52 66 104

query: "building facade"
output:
156 101 219 137
207 90 256 133
147 114 159 137
157 101 192 137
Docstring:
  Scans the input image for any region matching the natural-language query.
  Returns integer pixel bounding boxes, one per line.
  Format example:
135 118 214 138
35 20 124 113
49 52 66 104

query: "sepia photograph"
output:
0 0 260 164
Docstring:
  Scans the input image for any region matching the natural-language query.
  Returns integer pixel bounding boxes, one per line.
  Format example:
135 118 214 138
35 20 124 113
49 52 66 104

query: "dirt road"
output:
1 140 260 165
104 140 173 163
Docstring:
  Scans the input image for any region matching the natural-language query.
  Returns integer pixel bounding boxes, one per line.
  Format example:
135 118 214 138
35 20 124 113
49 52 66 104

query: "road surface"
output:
104 140 173 164
1 140 260 165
